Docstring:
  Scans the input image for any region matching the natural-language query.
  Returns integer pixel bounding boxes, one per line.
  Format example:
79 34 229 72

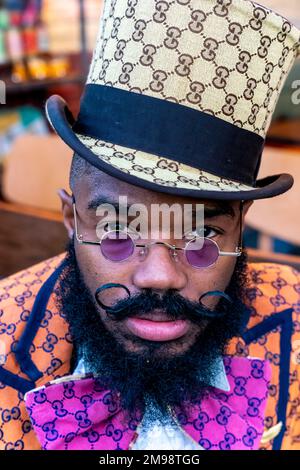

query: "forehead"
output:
75 169 240 216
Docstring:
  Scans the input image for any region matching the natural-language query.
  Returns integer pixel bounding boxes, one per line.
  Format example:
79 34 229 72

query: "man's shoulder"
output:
0 253 66 322
0 251 72 390
246 261 299 318
240 261 300 335
247 261 299 284
0 253 70 451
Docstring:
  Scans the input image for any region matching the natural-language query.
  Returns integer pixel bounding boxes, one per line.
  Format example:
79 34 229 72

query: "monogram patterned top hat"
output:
46 0 300 200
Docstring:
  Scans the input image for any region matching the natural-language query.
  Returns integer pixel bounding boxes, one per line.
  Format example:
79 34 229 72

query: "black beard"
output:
55 238 250 424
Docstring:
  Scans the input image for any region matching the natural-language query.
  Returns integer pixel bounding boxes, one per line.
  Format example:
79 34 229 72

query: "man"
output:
0 0 299 451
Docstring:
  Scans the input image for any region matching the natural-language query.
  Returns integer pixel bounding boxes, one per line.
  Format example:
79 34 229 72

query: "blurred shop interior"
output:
0 0 300 278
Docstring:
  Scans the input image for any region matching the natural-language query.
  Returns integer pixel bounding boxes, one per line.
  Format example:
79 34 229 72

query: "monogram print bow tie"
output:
25 356 271 451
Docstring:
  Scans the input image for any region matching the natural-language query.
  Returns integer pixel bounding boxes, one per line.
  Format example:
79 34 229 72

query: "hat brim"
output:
46 95 294 201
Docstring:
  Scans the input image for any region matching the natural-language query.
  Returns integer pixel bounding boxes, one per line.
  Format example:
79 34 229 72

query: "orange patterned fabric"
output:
228 263 300 450
0 254 299 450
0 254 70 450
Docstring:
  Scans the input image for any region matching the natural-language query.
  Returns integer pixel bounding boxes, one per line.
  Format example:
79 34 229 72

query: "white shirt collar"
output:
206 355 230 392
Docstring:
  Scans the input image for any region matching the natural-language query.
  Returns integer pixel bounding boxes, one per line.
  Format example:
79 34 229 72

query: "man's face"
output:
58 170 252 417
61 172 249 355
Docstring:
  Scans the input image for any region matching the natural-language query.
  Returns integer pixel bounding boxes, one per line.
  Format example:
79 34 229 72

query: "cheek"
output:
75 245 134 304
186 257 236 308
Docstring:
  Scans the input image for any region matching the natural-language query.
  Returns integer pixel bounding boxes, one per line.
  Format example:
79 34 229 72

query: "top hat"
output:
46 0 300 200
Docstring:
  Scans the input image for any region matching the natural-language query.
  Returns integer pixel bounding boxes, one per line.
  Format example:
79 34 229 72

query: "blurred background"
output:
0 0 299 277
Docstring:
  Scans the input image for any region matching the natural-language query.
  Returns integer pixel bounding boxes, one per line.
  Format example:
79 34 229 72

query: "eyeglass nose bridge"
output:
138 240 182 261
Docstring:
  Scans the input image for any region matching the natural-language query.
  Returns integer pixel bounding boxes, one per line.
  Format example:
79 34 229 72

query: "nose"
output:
132 244 188 292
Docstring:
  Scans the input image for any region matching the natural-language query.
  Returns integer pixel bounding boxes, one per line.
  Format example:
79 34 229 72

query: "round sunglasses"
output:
73 202 243 269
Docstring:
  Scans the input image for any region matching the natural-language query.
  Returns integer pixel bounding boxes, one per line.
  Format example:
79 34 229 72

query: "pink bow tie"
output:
25 356 270 450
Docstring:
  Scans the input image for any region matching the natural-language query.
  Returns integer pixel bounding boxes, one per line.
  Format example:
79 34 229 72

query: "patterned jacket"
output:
0 254 299 450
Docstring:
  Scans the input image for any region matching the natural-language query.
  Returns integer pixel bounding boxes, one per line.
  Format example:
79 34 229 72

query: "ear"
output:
57 189 74 239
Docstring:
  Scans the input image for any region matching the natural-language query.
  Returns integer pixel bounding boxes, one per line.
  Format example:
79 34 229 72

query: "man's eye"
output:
104 222 126 232
185 226 222 239
103 222 139 239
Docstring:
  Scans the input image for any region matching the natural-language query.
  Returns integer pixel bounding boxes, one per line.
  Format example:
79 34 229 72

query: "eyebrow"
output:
87 195 134 211
87 196 235 219
194 204 235 219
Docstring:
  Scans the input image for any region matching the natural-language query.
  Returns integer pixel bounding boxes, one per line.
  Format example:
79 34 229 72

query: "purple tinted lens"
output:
101 232 135 261
185 238 219 268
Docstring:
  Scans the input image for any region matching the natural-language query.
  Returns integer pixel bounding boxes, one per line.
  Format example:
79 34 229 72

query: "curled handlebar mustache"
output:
94 283 234 321
95 283 131 314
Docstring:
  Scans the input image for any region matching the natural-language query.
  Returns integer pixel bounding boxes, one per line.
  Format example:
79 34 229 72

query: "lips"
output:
124 311 190 342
